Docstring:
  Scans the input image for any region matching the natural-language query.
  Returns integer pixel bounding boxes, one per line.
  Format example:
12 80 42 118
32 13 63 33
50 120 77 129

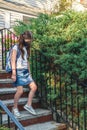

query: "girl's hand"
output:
11 74 16 82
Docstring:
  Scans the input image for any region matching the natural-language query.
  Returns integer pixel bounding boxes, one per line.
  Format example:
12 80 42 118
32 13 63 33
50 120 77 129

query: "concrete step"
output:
0 87 29 94
0 71 11 79
3 97 39 106
0 70 6 73
24 121 62 130
0 78 14 88
0 70 6 72
0 78 12 83
2 97 40 111
0 61 2 65
0 87 29 100
2 109 53 127
0 82 14 88
0 78 13 89
0 66 2 70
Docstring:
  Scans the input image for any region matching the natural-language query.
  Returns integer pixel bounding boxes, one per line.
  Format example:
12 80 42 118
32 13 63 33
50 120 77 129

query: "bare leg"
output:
27 82 37 106
13 86 23 108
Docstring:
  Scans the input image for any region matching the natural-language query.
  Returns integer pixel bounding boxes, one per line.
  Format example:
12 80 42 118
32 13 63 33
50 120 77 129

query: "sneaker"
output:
24 104 37 115
12 108 21 118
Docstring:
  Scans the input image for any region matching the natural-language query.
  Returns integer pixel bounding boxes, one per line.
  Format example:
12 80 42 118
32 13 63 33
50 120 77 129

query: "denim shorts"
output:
13 69 34 87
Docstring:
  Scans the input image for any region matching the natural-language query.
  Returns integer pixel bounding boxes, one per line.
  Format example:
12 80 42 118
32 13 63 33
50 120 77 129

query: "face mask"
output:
24 42 29 47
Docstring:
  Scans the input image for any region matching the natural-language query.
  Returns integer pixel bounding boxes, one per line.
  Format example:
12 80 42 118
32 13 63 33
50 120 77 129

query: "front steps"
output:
24 121 65 130
0 70 67 130
3 109 52 126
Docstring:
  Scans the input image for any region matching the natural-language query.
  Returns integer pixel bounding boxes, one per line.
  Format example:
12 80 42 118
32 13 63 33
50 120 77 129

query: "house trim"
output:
0 6 38 17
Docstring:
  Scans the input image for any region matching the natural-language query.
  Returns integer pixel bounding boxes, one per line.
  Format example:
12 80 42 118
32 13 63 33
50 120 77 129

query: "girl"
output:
11 31 37 117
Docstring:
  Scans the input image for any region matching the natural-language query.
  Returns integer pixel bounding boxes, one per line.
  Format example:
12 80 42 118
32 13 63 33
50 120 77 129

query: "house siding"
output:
0 0 87 29
10 12 23 28
0 9 22 29
0 9 36 29
0 10 5 29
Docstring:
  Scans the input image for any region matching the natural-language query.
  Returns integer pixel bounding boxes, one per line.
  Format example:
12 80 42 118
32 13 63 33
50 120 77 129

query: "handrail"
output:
0 28 15 34
0 100 25 130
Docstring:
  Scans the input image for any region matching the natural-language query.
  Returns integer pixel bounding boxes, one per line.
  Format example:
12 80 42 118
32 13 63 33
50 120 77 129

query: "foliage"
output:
58 0 73 12
0 126 10 130
13 10 87 80
13 20 30 35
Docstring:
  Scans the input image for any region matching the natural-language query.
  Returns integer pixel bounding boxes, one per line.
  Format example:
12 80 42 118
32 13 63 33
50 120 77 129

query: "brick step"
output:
0 78 13 88
24 121 67 130
0 70 67 130
3 109 53 127
0 88 29 100
2 98 40 111
0 78 32 88
0 70 11 79
0 82 13 88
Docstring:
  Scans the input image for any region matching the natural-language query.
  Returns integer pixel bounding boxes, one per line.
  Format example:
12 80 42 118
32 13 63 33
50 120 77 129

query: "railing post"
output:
8 115 10 128
0 107 2 125
83 86 86 130
15 125 18 130
70 76 74 128
76 80 80 130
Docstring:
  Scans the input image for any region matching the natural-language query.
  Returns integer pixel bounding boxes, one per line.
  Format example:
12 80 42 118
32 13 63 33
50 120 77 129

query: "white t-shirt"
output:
12 44 28 69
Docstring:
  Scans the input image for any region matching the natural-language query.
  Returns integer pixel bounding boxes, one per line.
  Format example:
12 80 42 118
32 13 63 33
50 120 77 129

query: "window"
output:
23 16 31 23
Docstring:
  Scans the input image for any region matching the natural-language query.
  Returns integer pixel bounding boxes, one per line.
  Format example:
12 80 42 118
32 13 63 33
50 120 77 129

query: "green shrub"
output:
13 10 87 80
0 126 10 130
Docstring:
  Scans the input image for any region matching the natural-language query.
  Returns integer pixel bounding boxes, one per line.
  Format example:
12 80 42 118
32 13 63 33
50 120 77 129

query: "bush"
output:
0 126 10 130
13 10 87 80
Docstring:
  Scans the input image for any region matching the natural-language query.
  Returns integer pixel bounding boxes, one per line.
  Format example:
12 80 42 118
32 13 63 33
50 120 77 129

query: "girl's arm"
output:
11 49 17 81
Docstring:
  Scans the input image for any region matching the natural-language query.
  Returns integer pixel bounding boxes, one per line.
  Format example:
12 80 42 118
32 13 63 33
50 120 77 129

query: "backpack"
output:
5 44 20 73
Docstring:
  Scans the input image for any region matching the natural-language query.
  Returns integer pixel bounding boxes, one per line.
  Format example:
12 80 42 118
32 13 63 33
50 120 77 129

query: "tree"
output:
52 0 74 14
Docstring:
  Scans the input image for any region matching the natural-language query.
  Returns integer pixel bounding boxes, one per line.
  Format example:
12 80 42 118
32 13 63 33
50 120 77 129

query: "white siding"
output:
0 8 37 29
0 10 5 29
10 12 23 27
4 0 57 12
5 0 49 9
5 12 10 28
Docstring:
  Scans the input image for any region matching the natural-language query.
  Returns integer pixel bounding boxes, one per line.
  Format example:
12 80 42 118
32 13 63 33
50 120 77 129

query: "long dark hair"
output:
18 31 33 59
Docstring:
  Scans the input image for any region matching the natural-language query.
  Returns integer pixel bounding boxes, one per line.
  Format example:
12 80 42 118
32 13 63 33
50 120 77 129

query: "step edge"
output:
0 78 13 83
0 87 29 94
3 109 52 124
2 97 40 106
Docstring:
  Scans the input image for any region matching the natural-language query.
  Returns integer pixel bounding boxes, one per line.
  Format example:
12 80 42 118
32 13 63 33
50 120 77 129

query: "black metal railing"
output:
30 49 87 130
1 28 87 130
0 28 18 69
0 100 25 130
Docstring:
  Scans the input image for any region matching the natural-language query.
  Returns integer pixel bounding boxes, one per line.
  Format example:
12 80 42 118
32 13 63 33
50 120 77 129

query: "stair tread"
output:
24 121 60 130
0 87 29 94
0 70 6 73
2 97 39 106
0 78 12 83
3 108 52 122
